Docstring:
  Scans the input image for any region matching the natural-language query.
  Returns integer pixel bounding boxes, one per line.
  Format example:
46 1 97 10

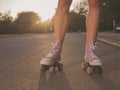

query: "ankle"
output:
85 41 97 55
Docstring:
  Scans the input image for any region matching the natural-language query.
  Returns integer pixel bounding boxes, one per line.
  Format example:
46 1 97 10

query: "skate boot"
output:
40 41 63 73
82 41 103 74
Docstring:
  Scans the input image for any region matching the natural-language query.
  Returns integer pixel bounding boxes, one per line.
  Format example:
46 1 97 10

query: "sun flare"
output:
0 0 81 21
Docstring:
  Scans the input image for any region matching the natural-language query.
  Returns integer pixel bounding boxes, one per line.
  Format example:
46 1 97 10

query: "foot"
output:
85 41 102 66
40 41 62 65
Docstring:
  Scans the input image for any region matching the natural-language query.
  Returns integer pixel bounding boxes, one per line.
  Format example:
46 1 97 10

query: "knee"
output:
57 0 72 14
88 0 100 9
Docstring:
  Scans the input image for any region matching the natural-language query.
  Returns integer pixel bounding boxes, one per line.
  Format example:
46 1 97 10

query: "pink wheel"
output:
49 66 56 73
87 67 92 74
57 63 63 71
81 63 85 70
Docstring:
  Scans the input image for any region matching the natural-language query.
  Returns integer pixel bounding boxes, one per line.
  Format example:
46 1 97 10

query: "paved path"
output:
82 32 120 48
98 32 120 48
0 33 120 90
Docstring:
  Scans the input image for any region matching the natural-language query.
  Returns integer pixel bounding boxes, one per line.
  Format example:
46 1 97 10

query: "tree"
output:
15 11 41 32
73 0 88 16
100 0 120 30
0 10 13 24
73 0 120 31
0 11 15 34
69 11 86 32
69 0 87 32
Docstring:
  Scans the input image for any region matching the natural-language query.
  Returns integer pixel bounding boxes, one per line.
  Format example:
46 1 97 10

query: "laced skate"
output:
40 41 63 72
85 41 102 66
82 41 103 74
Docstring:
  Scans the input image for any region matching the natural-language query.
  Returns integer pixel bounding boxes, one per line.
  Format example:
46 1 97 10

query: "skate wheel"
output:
49 66 56 73
57 63 63 72
93 66 103 74
41 65 49 72
41 68 47 72
81 63 86 70
87 66 92 74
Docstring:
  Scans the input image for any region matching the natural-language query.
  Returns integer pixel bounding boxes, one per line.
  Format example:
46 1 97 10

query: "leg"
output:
54 0 72 44
40 0 72 72
86 0 100 43
83 0 102 74
85 0 101 61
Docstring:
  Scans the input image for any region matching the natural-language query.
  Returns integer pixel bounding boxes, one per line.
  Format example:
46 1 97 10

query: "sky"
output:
0 0 81 21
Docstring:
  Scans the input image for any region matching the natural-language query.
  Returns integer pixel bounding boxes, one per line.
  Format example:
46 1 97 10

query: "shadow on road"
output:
90 75 120 90
38 71 72 90
99 48 120 73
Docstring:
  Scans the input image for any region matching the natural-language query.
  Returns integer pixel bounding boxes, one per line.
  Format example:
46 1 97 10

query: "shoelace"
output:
46 43 59 59
89 42 98 59
50 43 58 54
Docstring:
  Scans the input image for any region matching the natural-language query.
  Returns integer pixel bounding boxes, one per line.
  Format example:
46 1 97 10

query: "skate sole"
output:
82 62 103 75
41 62 63 73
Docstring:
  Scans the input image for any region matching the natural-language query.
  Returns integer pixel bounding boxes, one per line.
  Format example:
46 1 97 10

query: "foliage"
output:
72 0 120 31
100 0 120 30
69 11 86 32
0 11 15 34
1 0 120 34
69 0 87 32
0 11 53 34
0 11 13 24
15 11 41 32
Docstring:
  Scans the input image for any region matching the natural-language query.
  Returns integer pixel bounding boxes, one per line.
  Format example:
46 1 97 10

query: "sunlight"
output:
0 0 81 21
10 0 58 21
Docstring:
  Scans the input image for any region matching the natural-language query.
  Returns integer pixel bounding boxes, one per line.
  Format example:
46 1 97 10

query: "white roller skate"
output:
40 41 63 73
82 41 103 74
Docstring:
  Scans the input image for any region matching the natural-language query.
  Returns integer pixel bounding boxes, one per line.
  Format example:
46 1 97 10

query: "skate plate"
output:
82 62 103 75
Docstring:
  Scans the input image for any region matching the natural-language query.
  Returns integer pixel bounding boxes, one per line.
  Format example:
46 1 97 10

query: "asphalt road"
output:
0 33 120 90
98 32 120 43
97 32 120 48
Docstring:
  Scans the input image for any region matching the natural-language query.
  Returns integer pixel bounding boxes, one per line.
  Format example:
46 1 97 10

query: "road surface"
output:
0 33 120 90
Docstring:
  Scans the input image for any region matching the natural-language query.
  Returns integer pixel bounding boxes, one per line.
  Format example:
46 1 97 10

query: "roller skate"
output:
82 41 103 74
40 41 63 73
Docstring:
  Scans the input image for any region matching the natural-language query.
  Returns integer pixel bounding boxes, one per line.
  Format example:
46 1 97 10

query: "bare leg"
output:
40 0 72 67
54 0 72 44
84 0 102 71
86 0 100 43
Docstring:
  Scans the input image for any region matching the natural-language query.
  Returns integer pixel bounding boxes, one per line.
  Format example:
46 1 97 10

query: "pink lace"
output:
45 41 61 60
85 42 99 61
